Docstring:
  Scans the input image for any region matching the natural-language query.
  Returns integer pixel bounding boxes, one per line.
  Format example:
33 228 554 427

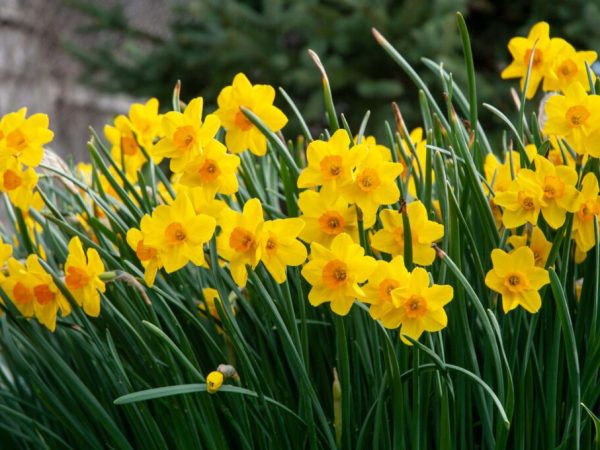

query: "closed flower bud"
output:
206 371 224 394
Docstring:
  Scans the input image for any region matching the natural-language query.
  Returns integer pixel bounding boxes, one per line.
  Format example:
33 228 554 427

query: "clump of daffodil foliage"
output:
0 14 599 450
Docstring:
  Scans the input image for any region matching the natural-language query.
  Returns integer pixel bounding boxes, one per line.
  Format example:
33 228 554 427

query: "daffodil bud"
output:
206 371 224 394
216 364 239 380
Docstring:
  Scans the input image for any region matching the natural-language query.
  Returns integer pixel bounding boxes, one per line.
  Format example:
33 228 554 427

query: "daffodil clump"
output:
0 15 599 450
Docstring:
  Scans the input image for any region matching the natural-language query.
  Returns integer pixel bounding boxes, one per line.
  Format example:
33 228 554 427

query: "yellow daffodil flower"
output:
0 158 39 210
0 108 53 167
485 247 550 313
494 169 546 228
501 22 564 99
484 146 536 194
26 255 71 331
126 220 162 287
297 189 358 247
260 218 307 283
361 256 410 325
152 97 221 172
390 267 453 345
2 254 70 330
507 226 552 267
543 82 600 157
543 42 597 93
128 98 164 152
297 129 365 194
64 236 106 317
572 172 600 253
532 155 580 228
142 192 216 273
217 198 264 287
178 140 240 197
104 115 147 181
1 258 36 319
371 201 444 266
342 149 403 228
215 73 287 156
301 232 376 316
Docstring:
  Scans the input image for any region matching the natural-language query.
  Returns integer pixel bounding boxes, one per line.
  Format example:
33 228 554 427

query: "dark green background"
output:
65 0 600 138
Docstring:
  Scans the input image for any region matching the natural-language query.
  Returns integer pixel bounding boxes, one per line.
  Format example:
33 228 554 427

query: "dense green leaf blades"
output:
549 269 581 450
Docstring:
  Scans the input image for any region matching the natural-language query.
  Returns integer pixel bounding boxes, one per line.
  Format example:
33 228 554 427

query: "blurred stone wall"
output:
0 0 170 161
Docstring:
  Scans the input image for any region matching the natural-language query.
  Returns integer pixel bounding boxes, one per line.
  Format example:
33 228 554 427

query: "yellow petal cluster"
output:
64 237 106 317
297 129 403 228
153 98 222 173
543 82 600 157
501 22 597 99
507 227 552 268
217 198 306 287
131 192 217 277
301 233 376 316
572 173 600 253
371 201 444 266
1 255 71 331
0 108 53 210
215 73 288 156
297 189 358 247
485 247 550 313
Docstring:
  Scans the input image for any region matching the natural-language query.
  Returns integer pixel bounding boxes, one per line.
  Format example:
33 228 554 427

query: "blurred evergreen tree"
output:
63 0 600 137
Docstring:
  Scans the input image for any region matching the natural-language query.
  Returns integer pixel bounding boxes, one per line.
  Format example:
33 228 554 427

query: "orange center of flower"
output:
558 59 577 79
378 278 400 301
13 281 33 305
65 266 91 290
566 105 590 127
136 239 157 261
3 169 22 191
229 227 256 253
319 211 345 235
165 222 187 246
547 151 563 165
234 109 253 131
198 159 221 182
320 155 343 180
577 199 599 222
356 168 381 192
523 48 543 69
543 175 564 199
519 193 536 211
33 284 55 305
6 129 27 151
121 136 139 156
403 294 428 319
265 235 277 254
504 272 529 293
173 126 196 150
322 259 348 289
